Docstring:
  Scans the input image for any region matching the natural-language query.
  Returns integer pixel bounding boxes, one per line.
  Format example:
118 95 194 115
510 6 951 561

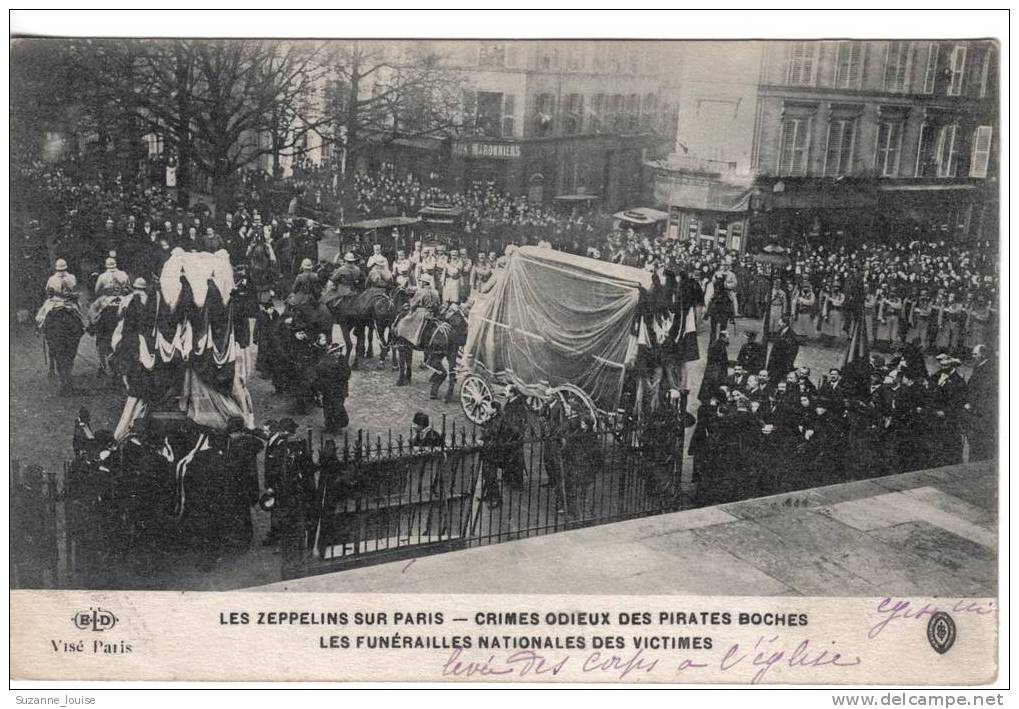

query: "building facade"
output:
361 40 679 210
655 39 999 252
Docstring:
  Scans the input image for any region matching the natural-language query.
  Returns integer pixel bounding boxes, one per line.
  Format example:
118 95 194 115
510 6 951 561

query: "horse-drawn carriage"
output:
335 216 420 262
458 246 674 429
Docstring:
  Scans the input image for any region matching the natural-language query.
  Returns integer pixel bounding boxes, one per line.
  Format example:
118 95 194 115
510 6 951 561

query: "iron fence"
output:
288 406 690 579
14 399 691 588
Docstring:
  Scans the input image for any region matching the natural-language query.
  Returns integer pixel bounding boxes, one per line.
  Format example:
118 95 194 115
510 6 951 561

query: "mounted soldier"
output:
37 258 87 395
88 256 131 379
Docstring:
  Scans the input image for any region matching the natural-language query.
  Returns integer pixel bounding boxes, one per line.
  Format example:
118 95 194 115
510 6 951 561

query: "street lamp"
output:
753 242 792 353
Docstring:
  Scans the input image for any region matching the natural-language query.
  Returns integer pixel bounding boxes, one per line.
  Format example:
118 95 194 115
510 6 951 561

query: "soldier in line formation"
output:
689 340 996 506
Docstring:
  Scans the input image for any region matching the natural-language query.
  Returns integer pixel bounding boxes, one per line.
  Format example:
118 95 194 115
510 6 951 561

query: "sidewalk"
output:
249 460 997 596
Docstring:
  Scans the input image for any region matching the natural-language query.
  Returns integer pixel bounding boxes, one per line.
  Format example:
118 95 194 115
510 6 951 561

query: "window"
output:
591 93 605 132
935 124 959 177
978 46 994 98
565 44 584 72
501 94 515 138
564 93 584 134
539 46 561 71
475 91 504 137
625 94 639 131
824 119 857 176
922 42 939 94
143 133 164 157
787 42 819 86
947 44 967 96
778 118 811 176
478 42 518 68
969 125 992 178
875 120 903 176
608 94 623 131
884 41 911 93
834 41 863 89
641 92 657 129
534 93 556 137
478 42 506 68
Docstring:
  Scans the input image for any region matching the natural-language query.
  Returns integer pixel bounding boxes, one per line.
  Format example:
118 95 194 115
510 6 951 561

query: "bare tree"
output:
127 39 331 210
323 40 465 170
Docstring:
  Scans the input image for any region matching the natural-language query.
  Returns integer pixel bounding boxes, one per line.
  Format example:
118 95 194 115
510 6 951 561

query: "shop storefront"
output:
747 177 997 250
447 133 665 209
652 166 753 251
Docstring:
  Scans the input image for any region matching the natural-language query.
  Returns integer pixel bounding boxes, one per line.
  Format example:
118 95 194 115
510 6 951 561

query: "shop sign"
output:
453 141 522 159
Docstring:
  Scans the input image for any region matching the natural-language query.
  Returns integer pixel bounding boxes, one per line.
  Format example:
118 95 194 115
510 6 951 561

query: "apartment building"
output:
653 39 998 251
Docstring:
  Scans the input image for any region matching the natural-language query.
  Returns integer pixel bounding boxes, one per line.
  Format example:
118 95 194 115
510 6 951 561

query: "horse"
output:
392 303 469 401
322 285 397 368
42 307 85 396
92 298 123 380
704 276 736 343
246 235 279 302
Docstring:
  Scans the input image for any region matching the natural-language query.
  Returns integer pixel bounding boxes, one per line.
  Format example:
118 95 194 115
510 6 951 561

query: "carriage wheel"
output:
460 374 496 424
549 383 603 430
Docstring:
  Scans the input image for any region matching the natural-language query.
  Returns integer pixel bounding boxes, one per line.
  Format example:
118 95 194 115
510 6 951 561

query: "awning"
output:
338 216 420 231
391 136 446 152
613 207 669 225
554 194 601 202
658 181 752 213
878 183 977 192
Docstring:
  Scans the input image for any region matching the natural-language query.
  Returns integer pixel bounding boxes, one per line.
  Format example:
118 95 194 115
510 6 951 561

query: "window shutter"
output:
922 43 939 93
779 121 795 175
948 45 967 95
970 125 992 177
914 124 927 176
501 94 515 138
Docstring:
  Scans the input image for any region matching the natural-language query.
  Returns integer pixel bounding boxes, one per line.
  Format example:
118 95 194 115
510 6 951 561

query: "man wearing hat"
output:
328 252 362 298
408 272 441 311
261 418 298 547
965 344 997 461
366 243 389 273
928 354 968 466
767 316 800 381
313 336 351 434
289 258 321 305
89 256 131 377
736 330 765 374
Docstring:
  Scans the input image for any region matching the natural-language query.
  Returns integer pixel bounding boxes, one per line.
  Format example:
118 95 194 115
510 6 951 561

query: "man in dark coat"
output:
314 340 352 434
698 329 730 402
928 354 968 466
965 344 997 461
737 330 766 374
222 416 264 553
767 317 800 380
261 418 296 547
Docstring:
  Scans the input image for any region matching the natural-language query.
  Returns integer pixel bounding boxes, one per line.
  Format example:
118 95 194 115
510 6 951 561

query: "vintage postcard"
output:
8 22 1002 686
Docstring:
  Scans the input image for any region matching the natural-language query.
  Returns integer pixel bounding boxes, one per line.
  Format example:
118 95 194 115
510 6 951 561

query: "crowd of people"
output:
12 155 1001 578
690 325 997 506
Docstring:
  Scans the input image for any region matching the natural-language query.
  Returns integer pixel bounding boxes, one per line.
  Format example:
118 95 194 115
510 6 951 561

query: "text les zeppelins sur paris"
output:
217 607 840 682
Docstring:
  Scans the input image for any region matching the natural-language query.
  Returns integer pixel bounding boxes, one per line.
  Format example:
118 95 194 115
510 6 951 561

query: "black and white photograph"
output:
7 10 1006 689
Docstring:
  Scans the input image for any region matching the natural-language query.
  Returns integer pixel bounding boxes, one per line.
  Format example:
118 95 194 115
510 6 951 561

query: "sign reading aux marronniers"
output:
452 141 522 159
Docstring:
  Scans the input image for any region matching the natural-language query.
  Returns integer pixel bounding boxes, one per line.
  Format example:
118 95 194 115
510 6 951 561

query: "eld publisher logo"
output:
72 608 118 632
